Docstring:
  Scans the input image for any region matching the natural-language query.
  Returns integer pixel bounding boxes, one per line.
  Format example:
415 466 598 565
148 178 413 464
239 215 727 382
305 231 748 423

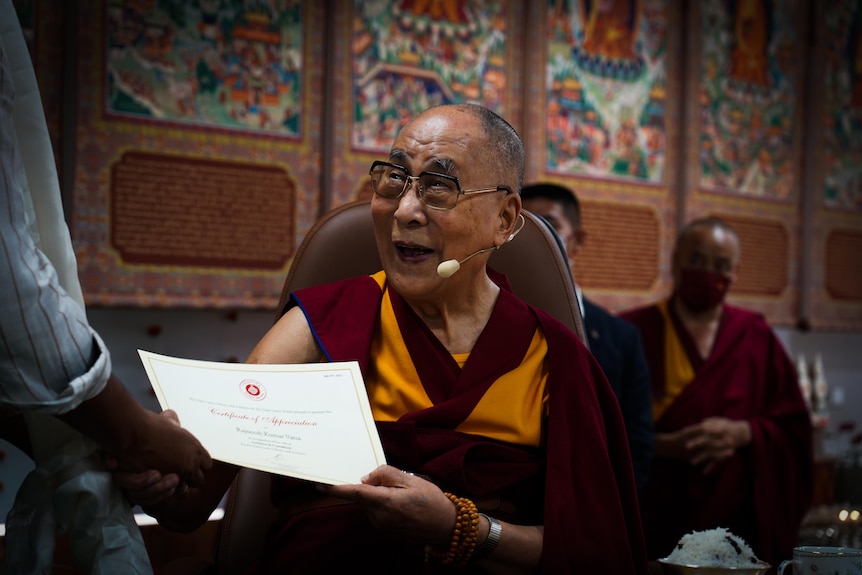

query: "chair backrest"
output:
216 200 585 574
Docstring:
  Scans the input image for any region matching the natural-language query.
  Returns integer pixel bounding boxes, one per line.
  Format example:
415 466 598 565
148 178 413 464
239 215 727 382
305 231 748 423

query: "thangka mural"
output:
545 0 669 183
822 0 862 212
698 0 798 200
352 0 509 152
106 0 304 136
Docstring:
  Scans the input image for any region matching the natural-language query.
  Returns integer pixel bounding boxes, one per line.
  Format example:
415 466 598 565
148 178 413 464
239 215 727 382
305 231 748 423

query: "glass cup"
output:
776 545 862 575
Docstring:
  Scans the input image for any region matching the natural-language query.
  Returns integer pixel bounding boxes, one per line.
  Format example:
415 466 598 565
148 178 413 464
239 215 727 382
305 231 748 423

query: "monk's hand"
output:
683 416 752 474
654 428 696 461
319 464 455 545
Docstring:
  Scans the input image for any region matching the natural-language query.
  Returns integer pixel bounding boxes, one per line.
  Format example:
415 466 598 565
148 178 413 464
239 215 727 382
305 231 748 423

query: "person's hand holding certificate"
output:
138 350 386 485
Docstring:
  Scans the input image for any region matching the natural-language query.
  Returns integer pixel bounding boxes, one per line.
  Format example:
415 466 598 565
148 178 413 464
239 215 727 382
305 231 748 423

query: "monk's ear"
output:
728 261 741 285
498 193 521 244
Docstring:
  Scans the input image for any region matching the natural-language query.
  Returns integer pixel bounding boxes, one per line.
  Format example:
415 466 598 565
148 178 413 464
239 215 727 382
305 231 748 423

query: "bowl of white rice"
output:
657 527 771 574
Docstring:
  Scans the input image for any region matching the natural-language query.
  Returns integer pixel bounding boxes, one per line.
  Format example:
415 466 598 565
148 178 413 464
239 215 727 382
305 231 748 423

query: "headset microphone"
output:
436 213 527 279
437 246 499 278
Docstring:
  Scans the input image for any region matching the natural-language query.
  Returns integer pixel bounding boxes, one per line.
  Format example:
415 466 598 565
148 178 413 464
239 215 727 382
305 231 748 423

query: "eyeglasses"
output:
369 161 511 211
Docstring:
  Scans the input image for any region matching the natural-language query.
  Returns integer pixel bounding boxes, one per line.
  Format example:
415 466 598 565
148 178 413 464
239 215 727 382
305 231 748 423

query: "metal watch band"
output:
474 513 502 560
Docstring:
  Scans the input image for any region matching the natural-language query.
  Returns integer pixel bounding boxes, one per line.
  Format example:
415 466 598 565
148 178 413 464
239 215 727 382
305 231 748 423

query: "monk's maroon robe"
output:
251 271 647 574
621 301 813 567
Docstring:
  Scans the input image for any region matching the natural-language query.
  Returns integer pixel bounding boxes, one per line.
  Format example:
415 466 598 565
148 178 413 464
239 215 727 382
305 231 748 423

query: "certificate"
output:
138 350 386 485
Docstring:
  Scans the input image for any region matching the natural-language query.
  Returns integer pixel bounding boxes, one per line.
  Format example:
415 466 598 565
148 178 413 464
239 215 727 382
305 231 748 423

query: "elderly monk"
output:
115 103 647 574
620 217 813 567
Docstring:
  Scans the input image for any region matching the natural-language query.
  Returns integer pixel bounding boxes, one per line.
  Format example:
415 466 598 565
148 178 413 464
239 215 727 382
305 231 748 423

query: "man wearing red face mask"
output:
620 217 813 569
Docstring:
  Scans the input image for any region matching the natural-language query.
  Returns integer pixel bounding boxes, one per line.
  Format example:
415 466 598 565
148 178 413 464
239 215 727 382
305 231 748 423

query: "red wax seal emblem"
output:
240 379 266 401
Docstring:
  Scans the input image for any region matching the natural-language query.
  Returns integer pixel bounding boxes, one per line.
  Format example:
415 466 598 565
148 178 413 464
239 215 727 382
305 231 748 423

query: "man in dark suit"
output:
522 182 654 491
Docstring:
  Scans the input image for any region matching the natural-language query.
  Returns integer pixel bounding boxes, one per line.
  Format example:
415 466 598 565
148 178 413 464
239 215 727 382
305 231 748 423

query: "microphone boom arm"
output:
436 213 527 279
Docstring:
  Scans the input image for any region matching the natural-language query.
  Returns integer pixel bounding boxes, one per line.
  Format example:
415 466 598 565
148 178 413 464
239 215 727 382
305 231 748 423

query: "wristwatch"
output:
473 513 502 560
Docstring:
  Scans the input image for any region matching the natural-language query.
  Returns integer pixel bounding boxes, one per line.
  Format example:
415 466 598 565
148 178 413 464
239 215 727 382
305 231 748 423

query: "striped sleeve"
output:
0 36 108 413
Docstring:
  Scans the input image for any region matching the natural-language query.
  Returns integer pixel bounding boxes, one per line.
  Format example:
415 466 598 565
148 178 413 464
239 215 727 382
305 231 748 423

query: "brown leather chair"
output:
189 200 586 575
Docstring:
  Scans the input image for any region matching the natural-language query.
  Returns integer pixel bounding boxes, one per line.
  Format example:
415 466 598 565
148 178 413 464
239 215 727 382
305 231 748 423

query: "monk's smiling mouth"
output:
396 244 433 257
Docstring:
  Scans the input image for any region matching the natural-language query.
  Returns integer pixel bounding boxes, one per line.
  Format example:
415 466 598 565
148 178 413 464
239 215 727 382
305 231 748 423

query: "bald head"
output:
673 217 740 281
405 103 525 194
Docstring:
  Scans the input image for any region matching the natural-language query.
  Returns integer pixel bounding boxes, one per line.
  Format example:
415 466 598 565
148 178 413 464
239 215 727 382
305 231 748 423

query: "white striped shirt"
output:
0 14 108 414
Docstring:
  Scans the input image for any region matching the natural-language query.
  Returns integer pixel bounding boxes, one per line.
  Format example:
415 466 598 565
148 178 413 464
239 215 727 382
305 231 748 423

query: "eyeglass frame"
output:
368 160 512 211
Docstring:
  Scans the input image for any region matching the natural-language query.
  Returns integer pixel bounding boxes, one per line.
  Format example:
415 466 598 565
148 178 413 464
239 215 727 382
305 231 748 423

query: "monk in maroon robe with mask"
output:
620 217 813 568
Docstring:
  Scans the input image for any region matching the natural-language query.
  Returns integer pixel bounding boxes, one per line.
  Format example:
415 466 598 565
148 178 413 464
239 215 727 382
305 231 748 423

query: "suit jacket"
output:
582 297 654 491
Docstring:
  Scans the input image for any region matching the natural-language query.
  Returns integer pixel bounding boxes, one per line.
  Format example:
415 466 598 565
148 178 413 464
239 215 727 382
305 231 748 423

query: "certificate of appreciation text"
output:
138 350 386 485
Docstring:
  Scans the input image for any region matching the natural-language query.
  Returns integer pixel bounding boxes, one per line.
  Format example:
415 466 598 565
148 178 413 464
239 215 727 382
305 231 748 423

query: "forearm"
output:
429 493 541 573
472 519 543 574
58 374 150 456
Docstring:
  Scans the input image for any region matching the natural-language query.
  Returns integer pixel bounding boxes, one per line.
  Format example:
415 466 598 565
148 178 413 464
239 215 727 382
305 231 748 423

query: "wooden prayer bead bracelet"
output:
427 492 480 568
